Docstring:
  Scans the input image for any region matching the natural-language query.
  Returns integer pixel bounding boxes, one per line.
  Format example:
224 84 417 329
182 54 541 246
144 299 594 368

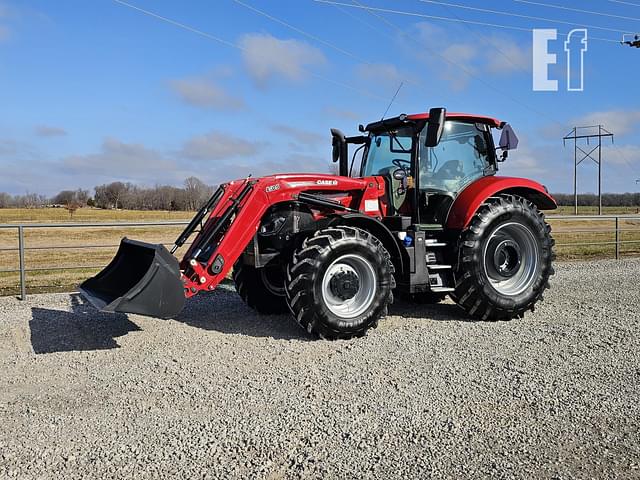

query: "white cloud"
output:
180 131 264 160
354 63 405 88
270 124 323 146
572 110 640 138
238 33 326 87
35 125 67 137
62 137 177 180
324 106 360 121
169 76 245 111
410 22 530 89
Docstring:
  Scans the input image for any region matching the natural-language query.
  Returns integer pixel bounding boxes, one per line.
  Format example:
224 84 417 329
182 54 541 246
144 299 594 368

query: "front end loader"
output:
80 107 557 339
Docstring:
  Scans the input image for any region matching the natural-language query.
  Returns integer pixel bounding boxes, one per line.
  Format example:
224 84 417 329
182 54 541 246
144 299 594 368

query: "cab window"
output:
419 121 491 194
362 127 413 177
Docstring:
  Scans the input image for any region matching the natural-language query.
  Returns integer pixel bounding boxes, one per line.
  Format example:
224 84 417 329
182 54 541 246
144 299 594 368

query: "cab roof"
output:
407 112 502 127
365 112 503 132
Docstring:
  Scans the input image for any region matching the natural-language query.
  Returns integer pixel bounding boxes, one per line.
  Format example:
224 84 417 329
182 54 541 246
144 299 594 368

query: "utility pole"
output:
563 126 614 215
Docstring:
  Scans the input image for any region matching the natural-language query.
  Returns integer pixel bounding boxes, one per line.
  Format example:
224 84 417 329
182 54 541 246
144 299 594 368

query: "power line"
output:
313 0 621 43
609 0 640 6
231 0 421 93
112 0 386 101
418 0 634 35
339 0 559 124
430 0 531 75
231 0 367 64
338 0 640 181
514 0 640 23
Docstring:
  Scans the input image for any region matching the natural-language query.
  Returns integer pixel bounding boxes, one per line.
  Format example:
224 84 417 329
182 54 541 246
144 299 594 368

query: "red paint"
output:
407 112 502 128
180 173 384 297
446 176 557 230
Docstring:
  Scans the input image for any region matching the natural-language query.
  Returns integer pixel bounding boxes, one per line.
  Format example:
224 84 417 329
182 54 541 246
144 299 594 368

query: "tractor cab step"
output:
418 224 444 231
427 264 452 270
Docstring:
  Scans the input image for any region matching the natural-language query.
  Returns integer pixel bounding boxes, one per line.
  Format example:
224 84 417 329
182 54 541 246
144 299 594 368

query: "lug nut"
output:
200 276 207 284
189 259 197 266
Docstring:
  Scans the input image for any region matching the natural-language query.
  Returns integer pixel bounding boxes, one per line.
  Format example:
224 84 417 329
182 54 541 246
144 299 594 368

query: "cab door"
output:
417 121 495 225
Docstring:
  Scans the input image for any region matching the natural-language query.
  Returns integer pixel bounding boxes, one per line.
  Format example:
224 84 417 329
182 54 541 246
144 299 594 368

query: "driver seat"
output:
378 167 407 213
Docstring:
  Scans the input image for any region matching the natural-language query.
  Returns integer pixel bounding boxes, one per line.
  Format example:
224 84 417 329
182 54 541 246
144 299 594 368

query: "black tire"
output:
285 226 394 340
452 194 555 320
232 260 288 314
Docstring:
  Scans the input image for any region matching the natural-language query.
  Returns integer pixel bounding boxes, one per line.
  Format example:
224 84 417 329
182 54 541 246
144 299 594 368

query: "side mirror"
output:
424 107 447 148
497 123 519 162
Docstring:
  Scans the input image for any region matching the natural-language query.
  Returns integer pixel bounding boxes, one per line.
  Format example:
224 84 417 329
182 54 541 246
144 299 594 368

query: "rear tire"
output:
452 194 554 320
233 260 288 314
285 226 394 340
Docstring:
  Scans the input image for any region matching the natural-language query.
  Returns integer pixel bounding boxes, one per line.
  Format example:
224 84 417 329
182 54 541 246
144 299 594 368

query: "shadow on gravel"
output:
174 287 314 341
29 294 141 354
389 299 471 322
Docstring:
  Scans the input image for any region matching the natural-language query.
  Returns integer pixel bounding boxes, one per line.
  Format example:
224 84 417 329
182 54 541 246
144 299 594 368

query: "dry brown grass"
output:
1 207 639 296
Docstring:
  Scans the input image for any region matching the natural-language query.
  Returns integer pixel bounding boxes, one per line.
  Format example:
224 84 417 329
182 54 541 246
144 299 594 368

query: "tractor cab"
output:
333 108 519 228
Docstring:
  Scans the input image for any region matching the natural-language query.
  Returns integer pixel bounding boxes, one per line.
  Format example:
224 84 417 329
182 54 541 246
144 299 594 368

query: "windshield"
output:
419 121 491 194
362 127 413 177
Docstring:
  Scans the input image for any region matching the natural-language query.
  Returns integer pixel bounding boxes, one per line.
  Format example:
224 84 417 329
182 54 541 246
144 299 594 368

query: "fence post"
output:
614 217 620 260
18 225 26 300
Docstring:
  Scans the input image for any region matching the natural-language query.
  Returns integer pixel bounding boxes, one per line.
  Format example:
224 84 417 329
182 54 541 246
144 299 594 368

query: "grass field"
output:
0 207 639 296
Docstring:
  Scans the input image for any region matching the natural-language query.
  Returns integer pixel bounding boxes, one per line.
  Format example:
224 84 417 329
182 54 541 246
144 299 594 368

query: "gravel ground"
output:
0 259 639 479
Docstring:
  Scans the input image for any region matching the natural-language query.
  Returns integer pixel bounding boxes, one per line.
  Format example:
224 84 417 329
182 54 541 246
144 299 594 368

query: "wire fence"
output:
0 216 639 299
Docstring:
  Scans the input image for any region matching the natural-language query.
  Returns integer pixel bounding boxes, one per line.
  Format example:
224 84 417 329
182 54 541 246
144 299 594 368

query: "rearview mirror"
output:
424 107 447 148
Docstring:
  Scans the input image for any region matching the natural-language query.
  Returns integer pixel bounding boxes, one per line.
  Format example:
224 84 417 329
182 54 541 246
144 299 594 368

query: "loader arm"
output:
178 174 386 298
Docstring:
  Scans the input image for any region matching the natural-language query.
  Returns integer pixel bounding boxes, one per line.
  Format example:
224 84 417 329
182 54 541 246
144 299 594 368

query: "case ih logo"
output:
316 179 338 186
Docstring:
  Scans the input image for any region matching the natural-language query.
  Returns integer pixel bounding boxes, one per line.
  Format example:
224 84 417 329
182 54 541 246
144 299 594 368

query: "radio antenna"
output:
381 82 404 120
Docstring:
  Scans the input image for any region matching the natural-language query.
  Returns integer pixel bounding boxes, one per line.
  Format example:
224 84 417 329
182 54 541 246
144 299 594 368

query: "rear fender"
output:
446 176 557 230
328 213 404 274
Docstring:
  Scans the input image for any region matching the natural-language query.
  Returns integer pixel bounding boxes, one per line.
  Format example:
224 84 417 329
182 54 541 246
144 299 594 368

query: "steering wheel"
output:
392 158 411 173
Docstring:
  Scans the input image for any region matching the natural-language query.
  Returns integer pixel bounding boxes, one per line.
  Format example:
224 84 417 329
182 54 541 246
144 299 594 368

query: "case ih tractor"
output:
80 108 556 339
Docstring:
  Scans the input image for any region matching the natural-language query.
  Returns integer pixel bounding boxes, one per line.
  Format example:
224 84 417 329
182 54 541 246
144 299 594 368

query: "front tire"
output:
452 194 555 320
285 226 394 340
233 260 288 314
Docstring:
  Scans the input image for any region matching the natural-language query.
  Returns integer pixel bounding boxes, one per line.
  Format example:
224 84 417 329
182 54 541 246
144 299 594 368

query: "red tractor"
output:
80 108 556 339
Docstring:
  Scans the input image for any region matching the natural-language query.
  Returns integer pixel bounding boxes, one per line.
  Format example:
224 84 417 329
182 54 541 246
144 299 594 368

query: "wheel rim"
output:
482 222 540 296
321 254 377 319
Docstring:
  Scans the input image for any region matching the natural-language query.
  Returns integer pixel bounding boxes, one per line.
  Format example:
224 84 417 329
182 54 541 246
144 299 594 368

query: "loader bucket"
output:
79 238 185 319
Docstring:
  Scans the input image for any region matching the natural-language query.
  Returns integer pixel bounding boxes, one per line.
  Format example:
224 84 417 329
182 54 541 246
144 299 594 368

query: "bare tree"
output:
184 176 210 211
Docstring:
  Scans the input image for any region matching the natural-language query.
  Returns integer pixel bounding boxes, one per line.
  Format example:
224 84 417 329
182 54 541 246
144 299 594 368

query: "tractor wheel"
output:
232 260 288 314
452 194 555 321
285 226 394 340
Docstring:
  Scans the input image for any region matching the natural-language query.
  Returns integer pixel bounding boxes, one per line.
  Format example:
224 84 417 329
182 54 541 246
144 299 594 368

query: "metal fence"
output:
549 215 640 260
0 221 189 300
1 216 639 300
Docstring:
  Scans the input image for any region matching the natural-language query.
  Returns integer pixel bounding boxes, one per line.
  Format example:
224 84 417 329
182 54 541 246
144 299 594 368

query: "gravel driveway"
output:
1 259 639 479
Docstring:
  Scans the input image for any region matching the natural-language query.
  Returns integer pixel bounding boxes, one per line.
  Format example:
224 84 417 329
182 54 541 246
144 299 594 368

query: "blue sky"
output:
0 0 639 196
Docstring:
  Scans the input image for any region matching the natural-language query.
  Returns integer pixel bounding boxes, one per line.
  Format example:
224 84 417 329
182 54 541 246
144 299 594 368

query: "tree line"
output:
0 177 214 211
1 183 639 211
553 193 640 207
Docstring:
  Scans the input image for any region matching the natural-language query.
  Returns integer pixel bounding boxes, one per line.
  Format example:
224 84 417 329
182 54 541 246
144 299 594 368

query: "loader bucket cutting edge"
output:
79 238 185 319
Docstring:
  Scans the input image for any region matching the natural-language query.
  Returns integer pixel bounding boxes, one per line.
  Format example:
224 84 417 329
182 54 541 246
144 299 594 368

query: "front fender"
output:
446 176 557 230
